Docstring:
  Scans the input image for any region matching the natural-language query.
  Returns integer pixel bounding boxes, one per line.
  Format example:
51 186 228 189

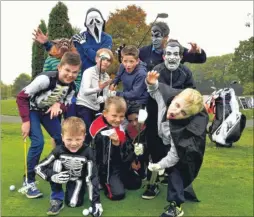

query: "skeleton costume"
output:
16 71 76 184
35 144 101 208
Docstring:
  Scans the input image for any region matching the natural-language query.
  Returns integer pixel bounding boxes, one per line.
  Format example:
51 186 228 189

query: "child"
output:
109 45 149 107
146 71 208 217
90 96 127 200
16 52 81 198
35 117 102 216
123 102 148 183
76 48 113 144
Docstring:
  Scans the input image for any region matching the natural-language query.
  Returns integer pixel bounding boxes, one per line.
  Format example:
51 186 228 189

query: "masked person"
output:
33 8 112 93
142 40 200 202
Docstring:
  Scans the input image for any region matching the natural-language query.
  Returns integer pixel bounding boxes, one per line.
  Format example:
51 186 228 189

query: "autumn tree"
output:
47 1 74 40
106 5 151 75
32 19 48 79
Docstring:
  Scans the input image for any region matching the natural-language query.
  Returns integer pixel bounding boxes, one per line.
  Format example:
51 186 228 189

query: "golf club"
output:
137 13 168 48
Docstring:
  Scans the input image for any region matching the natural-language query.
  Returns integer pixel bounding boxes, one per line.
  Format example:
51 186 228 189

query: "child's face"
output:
167 96 191 120
58 63 80 84
127 113 139 131
103 105 126 127
96 54 112 72
62 132 85 153
122 55 139 73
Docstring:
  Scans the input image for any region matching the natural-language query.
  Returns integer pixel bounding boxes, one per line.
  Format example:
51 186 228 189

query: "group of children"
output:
16 11 209 217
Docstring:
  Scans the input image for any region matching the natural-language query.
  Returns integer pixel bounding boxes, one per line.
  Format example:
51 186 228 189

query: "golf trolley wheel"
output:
216 142 232 148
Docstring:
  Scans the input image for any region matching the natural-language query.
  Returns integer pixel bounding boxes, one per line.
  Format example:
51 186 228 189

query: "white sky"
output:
1 1 253 84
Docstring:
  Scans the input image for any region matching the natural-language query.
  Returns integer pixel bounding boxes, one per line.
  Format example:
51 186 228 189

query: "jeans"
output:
27 111 62 183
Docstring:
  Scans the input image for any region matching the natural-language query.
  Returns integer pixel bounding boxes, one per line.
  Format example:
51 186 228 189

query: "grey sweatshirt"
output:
76 65 110 111
146 80 179 169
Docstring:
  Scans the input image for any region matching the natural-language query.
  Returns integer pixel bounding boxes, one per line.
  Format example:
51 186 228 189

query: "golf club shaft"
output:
24 139 28 183
150 170 158 185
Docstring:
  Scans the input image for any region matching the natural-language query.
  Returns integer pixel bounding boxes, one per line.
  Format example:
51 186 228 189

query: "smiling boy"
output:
16 52 80 198
35 117 102 216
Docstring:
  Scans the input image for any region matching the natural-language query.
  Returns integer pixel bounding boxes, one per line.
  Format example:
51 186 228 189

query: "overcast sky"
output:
1 1 253 84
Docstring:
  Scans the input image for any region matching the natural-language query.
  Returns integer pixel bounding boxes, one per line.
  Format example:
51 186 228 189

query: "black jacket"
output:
90 115 126 184
160 86 209 187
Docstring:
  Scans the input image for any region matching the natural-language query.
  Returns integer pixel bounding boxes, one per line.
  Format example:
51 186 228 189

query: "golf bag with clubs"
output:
205 82 246 147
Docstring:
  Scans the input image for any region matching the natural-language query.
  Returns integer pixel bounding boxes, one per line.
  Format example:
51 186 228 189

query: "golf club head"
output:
157 13 168 18
138 109 148 123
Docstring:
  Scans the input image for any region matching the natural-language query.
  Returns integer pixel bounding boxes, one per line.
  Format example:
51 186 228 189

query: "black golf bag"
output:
206 87 246 147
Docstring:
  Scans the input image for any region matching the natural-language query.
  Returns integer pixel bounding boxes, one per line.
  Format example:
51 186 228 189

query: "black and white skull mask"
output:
85 9 105 43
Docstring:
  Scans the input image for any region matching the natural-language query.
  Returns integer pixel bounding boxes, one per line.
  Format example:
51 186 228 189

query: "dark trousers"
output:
102 165 125 200
63 96 77 118
121 164 142 190
27 111 62 183
50 179 86 207
167 167 185 205
76 105 98 144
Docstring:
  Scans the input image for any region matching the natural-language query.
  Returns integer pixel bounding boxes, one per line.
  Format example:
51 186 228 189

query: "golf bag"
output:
206 87 246 147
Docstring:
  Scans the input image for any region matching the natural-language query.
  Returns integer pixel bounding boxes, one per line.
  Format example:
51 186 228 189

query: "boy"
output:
35 117 102 216
146 71 208 217
109 45 149 107
117 103 147 190
90 96 127 200
16 52 80 198
142 40 196 199
76 48 113 144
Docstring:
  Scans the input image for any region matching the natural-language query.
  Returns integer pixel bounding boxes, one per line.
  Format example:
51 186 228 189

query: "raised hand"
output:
72 33 86 44
188 42 201 54
146 70 159 85
109 132 120 146
109 84 117 91
32 28 48 44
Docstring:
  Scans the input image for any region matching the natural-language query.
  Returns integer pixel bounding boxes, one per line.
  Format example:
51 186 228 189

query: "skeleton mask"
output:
85 9 105 43
151 26 164 49
164 45 181 71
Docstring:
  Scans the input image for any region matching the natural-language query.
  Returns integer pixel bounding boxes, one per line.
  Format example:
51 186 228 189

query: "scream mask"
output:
84 8 105 43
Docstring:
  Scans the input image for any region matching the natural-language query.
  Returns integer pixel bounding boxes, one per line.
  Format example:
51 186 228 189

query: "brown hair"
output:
104 96 127 113
96 48 114 63
62 117 86 136
59 52 81 67
121 45 139 59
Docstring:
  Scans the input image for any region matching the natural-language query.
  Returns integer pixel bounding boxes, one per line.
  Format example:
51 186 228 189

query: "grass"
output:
1 99 254 120
0 98 19 116
1 123 253 216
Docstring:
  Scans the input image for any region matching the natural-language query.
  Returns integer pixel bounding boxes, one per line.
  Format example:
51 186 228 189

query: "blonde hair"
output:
104 96 127 113
177 88 204 116
96 48 114 63
62 117 86 136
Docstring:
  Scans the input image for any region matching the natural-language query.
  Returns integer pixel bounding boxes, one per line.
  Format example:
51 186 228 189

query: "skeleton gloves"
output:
72 33 86 44
51 171 70 184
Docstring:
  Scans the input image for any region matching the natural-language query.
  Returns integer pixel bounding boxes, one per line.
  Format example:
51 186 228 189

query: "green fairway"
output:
1 99 19 116
1 123 253 216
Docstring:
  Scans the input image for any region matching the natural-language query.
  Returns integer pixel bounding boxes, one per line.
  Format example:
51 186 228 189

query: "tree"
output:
228 36 254 95
0 81 12 99
12 73 31 96
106 5 151 75
32 19 48 79
47 1 74 40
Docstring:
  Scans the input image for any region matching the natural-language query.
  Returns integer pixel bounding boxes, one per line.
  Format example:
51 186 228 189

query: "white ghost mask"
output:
85 11 104 43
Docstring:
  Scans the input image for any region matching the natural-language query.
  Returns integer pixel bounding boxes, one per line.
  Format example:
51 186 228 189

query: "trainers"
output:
160 202 184 217
141 184 160 199
26 182 43 198
46 200 64 216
